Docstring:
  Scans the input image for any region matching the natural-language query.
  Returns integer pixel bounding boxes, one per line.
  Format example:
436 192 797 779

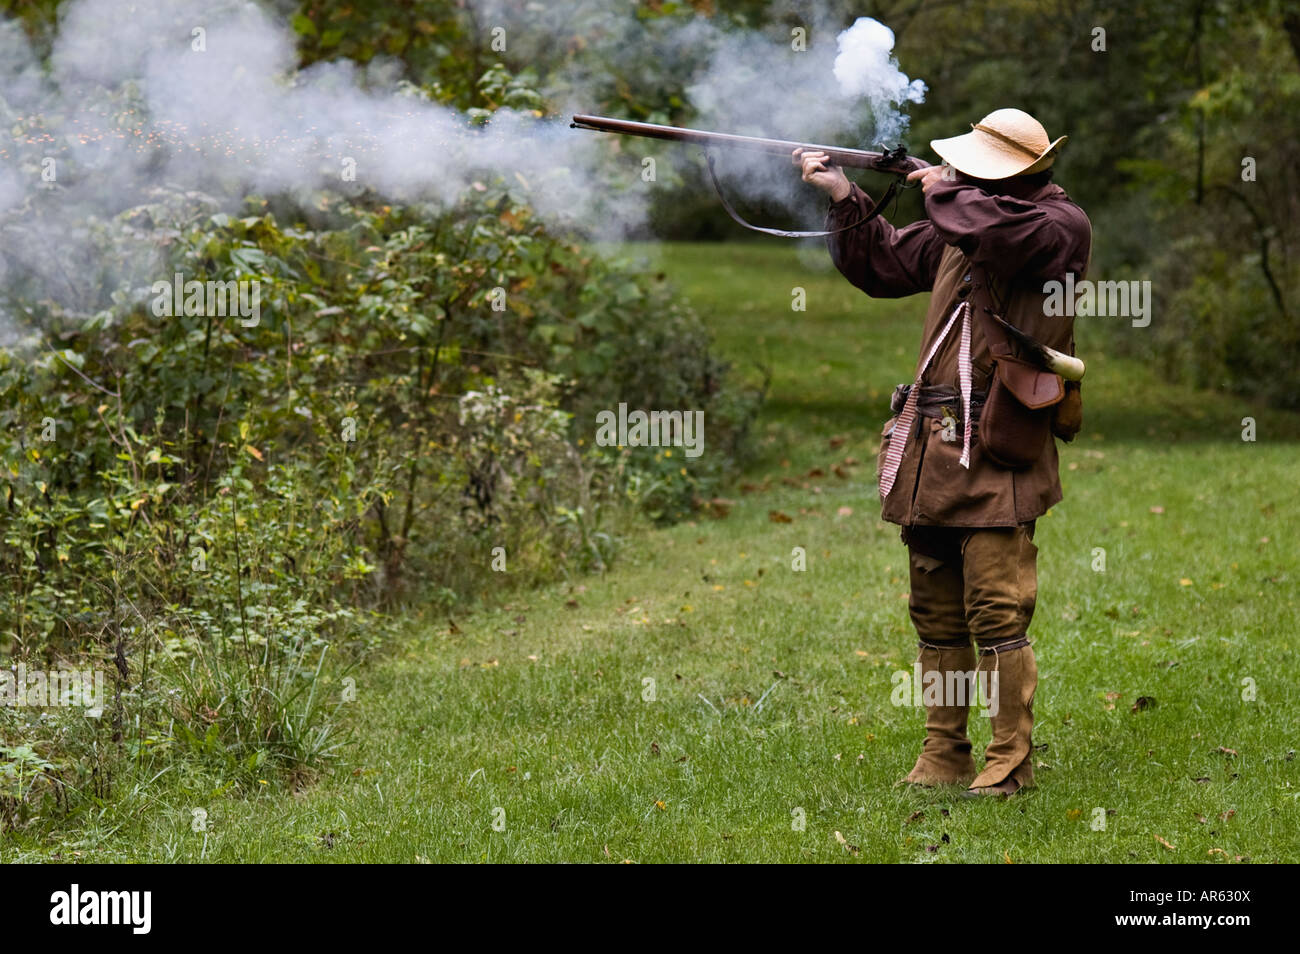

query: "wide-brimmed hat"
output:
930 108 1067 180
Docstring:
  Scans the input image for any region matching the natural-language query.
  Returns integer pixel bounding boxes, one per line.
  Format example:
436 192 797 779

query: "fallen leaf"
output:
768 510 793 524
1154 834 1176 851
1131 696 1156 712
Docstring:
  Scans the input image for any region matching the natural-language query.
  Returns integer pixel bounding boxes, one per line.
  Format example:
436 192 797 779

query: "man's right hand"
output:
793 148 851 203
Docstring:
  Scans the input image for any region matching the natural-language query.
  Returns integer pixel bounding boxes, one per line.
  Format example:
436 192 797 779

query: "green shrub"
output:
0 171 759 823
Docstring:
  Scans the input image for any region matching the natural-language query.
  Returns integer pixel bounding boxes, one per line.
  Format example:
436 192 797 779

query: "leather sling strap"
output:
704 150 904 239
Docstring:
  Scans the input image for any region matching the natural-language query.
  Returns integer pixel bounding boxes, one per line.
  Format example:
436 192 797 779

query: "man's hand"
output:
907 163 953 193
793 148 851 202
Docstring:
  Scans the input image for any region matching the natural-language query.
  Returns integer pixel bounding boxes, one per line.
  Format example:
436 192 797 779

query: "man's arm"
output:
794 149 944 298
825 183 945 298
922 178 1090 281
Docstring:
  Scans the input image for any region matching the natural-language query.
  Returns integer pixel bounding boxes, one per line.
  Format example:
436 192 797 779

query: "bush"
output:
0 167 760 825
0 0 770 829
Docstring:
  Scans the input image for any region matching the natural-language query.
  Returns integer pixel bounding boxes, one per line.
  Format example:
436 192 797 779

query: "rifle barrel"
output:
571 114 927 173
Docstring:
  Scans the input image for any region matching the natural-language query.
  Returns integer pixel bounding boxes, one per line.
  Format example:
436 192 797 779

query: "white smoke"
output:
0 1 928 332
679 12 926 230
833 17 927 145
687 14 925 146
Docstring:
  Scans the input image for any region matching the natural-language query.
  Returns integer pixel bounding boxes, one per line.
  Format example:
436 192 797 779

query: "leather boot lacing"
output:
915 636 969 665
974 636 1031 705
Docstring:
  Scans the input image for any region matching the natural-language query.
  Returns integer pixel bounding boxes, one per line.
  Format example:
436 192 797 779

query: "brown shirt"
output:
827 175 1092 527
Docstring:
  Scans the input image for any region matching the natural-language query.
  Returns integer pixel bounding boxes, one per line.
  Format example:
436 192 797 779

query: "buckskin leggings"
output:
901 522 1038 647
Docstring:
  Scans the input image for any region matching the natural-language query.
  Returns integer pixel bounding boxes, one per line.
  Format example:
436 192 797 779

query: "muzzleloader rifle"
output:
570 113 930 237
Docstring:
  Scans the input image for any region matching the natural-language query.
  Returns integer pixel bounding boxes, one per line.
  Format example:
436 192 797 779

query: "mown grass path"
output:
37 242 1300 862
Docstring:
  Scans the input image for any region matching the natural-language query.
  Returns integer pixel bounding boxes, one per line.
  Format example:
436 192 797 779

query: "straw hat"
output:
930 108 1067 180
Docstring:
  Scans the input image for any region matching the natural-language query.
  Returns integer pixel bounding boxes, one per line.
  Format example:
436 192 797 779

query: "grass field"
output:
8 241 1299 863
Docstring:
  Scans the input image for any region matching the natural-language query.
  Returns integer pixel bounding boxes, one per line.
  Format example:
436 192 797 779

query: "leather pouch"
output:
1051 380 1083 442
980 354 1065 469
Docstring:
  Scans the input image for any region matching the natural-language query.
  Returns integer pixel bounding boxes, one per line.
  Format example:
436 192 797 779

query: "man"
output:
794 108 1091 796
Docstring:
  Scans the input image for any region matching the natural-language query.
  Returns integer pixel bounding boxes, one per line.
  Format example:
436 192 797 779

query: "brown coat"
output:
827 175 1092 527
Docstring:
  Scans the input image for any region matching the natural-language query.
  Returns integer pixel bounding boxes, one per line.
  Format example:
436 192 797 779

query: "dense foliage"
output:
0 179 762 820
0 2 767 826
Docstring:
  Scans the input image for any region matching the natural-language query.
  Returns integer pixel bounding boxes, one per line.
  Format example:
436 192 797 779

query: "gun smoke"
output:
0 0 927 336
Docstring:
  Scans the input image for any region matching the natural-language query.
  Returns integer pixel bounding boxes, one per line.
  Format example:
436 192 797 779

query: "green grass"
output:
5 241 1299 863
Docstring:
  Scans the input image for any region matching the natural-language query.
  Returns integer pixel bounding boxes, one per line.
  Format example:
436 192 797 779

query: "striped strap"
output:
879 300 973 500
957 302 973 469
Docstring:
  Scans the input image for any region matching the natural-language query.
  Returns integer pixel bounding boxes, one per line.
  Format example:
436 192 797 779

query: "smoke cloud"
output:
0 0 927 334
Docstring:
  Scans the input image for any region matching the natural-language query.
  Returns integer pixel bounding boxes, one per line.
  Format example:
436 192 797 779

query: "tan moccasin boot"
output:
901 640 978 787
965 643 1037 797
